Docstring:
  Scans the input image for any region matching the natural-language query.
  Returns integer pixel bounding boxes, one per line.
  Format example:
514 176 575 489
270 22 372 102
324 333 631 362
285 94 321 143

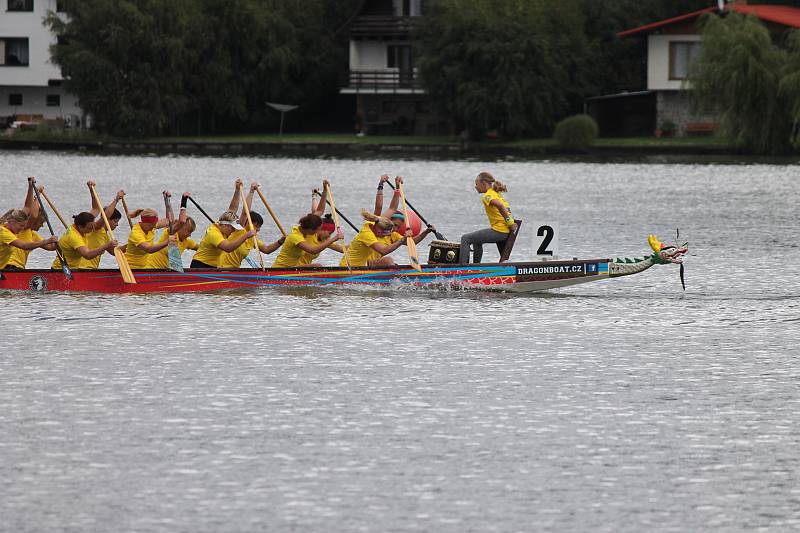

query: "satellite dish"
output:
266 102 299 136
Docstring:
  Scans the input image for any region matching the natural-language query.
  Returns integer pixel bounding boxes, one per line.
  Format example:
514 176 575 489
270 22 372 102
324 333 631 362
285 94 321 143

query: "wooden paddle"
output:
324 180 351 270
120 196 134 229
255 186 287 237
386 181 445 240
312 189 359 232
89 184 136 284
36 186 69 230
238 183 265 270
31 180 72 280
398 181 422 271
163 193 184 272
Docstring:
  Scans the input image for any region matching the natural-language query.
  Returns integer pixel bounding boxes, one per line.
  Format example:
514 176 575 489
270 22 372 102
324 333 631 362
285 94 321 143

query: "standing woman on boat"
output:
51 212 118 271
0 209 57 270
460 172 517 263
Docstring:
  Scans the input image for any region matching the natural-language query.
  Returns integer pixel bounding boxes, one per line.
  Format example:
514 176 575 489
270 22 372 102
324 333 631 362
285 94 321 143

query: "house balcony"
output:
349 16 417 40
340 69 425 95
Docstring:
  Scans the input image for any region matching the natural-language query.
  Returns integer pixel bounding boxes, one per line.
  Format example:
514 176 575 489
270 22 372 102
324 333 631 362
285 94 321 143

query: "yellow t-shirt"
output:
125 223 156 269
0 225 20 269
482 188 512 234
6 228 42 269
298 233 325 265
218 229 265 268
146 230 198 269
271 226 309 268
52 225 88 270
82 228 111 269
192 224 227 267
340 222 402 267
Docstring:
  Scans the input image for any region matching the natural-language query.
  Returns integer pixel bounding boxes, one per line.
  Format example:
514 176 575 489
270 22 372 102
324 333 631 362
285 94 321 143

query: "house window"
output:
9 93 22 106
387 45 412 69
46 94 60 106
7 0 34 11
0 38 30 66
669 41 701 80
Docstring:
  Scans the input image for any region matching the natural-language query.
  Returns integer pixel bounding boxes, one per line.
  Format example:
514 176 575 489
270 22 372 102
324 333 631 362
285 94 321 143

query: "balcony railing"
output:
344 70 423 92
349 16 417 39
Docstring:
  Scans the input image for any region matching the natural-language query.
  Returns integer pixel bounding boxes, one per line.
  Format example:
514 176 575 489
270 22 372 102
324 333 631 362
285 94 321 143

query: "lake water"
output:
1 151 799 532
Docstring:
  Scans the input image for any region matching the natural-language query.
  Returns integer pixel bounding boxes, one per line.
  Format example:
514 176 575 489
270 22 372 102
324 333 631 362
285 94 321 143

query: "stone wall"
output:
656 90 717 136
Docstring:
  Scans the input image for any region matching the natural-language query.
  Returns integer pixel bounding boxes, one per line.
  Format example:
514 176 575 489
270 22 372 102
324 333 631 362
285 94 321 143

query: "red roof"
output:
618 4 800 38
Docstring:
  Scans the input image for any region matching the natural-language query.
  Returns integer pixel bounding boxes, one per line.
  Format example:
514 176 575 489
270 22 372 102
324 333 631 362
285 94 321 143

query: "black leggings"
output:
190 259 214 268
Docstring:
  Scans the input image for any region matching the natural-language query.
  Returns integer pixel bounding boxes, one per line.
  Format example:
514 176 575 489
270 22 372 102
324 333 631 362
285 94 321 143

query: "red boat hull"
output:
0 261 612 294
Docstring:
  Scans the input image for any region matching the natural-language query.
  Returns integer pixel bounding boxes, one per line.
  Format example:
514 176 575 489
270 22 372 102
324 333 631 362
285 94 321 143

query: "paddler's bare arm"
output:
75 239 118 259
218 229 257 253
258 236 285 255
373 175 389 216
370 236 405 257
228 178 244 213
489 199 517 233
297 228 343 255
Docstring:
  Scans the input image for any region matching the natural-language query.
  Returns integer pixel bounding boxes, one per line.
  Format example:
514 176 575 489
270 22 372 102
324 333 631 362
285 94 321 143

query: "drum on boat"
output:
428 240 460 264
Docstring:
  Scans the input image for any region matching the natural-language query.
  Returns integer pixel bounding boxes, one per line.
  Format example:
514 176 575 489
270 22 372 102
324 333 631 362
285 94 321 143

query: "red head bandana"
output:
141 215 158 224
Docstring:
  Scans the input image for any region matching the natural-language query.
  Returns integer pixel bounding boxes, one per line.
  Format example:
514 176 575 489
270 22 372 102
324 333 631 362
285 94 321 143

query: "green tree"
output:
47 0 196 136
689 12 800 154
48 0 359 136
415 0 589 139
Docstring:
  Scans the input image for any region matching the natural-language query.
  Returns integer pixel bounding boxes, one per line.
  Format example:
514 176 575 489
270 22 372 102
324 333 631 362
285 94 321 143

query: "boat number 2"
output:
537 225 555 256
531 222 559 258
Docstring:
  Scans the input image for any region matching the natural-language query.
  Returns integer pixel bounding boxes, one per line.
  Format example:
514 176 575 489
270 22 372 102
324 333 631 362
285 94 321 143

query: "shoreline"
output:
1 136 791 163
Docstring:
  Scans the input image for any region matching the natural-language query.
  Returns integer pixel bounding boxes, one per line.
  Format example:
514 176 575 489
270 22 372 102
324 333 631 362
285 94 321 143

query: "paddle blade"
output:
167 243 184 273
114 247 137 284
679 263 685 291
407 237 422 271
433 230 445 241
54 246 73 280
244 255 259 269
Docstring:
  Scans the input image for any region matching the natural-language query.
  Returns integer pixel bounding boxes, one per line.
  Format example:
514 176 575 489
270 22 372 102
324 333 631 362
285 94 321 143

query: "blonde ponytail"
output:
477 171 508 192
360 209 393 230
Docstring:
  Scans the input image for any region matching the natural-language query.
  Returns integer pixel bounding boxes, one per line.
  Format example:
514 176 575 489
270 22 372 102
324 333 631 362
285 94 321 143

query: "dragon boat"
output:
0 236 687 294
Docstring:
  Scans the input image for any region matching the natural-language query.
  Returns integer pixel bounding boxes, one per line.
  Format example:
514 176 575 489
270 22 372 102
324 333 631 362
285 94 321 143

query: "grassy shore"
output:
3 128 740 154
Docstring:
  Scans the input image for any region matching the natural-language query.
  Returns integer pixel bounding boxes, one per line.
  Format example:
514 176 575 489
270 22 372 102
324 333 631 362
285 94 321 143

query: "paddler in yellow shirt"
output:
340 210 433 267
0 209 57 270
147 192 199 269
5 178 54 269
271 213 343 268
51 212 118 271
189 180 259 268
84 181 125 269
218 211 284 268
124 199 173 269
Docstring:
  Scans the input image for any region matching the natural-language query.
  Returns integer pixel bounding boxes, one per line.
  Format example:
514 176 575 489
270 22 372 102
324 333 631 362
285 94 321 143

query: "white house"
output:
615 1 800 136
0 0 81 127
340 0 445 135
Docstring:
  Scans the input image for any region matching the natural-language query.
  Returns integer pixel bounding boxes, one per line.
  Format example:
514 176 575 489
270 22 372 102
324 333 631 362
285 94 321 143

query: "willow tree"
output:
689 12 800 154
